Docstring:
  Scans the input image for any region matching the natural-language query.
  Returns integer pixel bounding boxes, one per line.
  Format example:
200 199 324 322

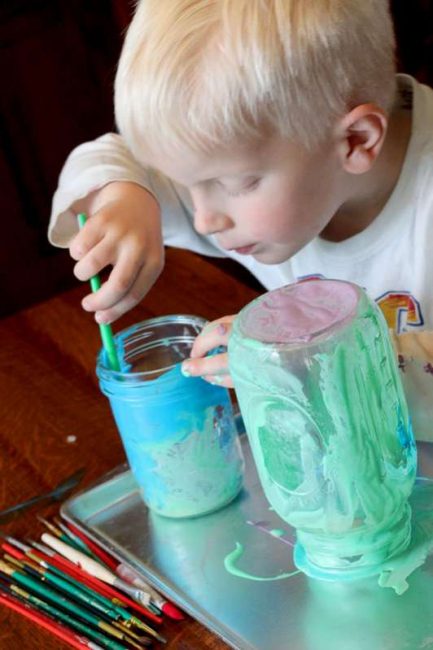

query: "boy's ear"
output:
337 104 388 174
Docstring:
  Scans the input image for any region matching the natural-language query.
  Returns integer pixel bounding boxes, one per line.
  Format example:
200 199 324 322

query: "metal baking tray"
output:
62 436 433 650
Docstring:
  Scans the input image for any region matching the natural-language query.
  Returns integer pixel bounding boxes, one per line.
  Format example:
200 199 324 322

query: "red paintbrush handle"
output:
1 542 25 560
0 592 90 649
63 522 119 572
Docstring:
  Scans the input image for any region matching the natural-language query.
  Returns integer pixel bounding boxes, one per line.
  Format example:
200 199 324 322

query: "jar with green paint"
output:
229 280 416 580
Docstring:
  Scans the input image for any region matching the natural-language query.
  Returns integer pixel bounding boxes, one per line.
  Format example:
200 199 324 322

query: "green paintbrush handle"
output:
76 213 121 372
41 568 119 619
5 567 128 645
10 584 127 650
39 561 135 623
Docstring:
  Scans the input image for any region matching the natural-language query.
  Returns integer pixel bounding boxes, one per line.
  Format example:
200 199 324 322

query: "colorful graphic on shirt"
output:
376 291 424 333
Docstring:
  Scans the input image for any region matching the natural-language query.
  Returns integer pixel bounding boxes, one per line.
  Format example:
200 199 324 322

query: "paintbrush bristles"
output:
37 516 62 537
129 616 166 642
112 619 149 643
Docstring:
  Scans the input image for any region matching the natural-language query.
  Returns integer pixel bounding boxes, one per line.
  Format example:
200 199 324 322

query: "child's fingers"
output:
80 254 142 315
190 316 235 359
94 257 163 323
183 317 236 387
182 351 229 379
203 374 234 389
69 218 105 261
73 238 114 282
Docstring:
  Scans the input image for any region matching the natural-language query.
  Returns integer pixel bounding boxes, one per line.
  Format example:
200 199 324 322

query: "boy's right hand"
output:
70 181 164 324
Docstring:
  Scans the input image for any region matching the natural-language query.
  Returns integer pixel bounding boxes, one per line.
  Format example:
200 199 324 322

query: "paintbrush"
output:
2 544 155 647
60 522 183 620
3 556 153 649
5 537 161 629
37 516 94 557
76 213 120 372
0 581 105 650
3 553 127 626
41 534 152 607
56 521 185 621
0 468 85 523
61 521 123 573
25 539 160 623
54 518 101 560
40 535 165 642
116 563 184 620
0 559 145 648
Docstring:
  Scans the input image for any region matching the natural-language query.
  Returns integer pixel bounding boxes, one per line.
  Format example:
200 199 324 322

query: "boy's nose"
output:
193 206 232 236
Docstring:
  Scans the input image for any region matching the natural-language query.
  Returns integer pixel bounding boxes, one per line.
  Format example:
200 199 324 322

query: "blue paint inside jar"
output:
97 315 244 518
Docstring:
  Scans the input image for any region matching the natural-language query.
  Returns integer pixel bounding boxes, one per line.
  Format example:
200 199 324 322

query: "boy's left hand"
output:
181 316 236 388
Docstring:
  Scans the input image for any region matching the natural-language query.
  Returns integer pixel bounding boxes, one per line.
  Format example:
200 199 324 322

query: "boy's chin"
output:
252 247 291 265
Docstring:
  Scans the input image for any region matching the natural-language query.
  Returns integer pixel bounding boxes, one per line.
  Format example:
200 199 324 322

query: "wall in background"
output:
0 0 131 317
391 0 433 86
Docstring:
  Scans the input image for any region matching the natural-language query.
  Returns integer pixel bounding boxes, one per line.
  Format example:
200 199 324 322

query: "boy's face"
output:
152 135 346 264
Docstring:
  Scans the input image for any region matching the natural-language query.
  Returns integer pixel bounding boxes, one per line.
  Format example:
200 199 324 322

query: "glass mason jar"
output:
97 315 244 518
228 280 416 580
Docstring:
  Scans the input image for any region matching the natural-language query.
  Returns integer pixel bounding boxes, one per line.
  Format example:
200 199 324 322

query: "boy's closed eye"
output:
219 177 261 197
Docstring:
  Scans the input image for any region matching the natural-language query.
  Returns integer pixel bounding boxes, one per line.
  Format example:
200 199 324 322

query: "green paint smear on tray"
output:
224 479 433 594
224 542 300 581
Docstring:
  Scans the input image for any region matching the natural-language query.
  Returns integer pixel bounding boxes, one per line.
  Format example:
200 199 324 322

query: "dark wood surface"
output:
0 247 260 650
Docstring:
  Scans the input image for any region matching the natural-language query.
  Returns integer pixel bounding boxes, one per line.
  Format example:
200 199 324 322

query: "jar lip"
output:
97 314 208 380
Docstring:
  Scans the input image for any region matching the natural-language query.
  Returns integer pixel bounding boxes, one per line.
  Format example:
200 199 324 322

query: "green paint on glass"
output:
229 280 417 586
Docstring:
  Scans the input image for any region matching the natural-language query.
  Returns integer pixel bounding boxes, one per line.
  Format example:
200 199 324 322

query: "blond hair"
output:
115 0 396 161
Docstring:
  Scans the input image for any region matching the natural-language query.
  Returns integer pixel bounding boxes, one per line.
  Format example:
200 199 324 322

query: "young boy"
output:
49 0 433 437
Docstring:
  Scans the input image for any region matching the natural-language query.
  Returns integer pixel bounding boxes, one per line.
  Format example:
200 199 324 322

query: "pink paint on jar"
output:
240 279 359 344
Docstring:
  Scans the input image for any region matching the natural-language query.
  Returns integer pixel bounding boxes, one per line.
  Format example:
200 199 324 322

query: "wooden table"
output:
0 248 260 650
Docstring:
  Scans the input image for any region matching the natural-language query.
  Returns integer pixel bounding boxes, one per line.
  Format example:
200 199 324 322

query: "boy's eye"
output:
224 178 260 197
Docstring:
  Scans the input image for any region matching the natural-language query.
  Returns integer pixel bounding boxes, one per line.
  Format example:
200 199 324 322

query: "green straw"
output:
77 213 121 372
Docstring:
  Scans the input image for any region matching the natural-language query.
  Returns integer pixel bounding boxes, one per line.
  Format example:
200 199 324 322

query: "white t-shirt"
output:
49 74 433 439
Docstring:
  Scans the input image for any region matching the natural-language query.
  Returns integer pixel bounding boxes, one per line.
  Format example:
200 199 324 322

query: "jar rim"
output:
96 313 207 381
